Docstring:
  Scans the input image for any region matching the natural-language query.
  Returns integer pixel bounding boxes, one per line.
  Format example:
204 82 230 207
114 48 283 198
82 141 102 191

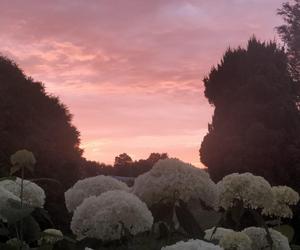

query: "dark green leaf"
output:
1 199 34 224
22 215 42 243
175 199 204 238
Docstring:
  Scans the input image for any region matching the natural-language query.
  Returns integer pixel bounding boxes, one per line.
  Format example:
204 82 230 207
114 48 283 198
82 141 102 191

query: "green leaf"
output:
63 235 77 243
273 224 294 243
250 209 273 250
0 176 17 182
150 202 174 224
175 199 204 238
22 215 42 243
1 199 34 224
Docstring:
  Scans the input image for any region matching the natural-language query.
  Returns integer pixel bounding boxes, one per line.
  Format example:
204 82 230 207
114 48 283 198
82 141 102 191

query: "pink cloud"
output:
0 0 285 166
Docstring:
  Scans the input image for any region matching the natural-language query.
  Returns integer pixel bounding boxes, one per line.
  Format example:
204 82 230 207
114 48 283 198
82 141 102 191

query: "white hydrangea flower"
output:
65 175 130 212
0 187 21 222
71 190 153 241
0 178 45 208
10 149 36 167
161 239 223 250
219 231 252 250
6 238 29 249
262 186 299 218
39 229 64 244
217 173 273 210
242 227 290 250
204 227 234 241
132 158 218 209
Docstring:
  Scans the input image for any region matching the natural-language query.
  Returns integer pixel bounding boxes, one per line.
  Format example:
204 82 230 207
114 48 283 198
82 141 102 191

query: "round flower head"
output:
0 178 45 208
262 186 299 218
204 227 234 242
65 175 130 212
71 190 153 241
132 158 218 209
0 187 21 222
217 173 273 210
242 227 290 250
39 229 64 245
219 231 252 250
161 239 223 250
10 149 36 168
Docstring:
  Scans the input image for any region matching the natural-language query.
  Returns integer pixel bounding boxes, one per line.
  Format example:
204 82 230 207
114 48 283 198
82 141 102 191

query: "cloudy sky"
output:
0 0 284 166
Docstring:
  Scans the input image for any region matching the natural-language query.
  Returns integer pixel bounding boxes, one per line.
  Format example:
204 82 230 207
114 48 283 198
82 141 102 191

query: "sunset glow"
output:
0 0 283 167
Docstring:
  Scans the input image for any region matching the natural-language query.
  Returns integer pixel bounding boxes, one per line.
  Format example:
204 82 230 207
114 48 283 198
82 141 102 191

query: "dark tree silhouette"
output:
0 56 83 229
200 38 300 190
277 0 300 83
81 153 168 178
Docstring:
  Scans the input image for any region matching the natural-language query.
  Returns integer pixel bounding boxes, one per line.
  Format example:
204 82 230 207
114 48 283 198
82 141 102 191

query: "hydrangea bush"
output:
262 186 300 218
71 190 153 241
219 231 252 250
243 227 291 250
132 158 218 209
161 239 223 250
0 177 45 208
217 172 274 210
65 175 130 212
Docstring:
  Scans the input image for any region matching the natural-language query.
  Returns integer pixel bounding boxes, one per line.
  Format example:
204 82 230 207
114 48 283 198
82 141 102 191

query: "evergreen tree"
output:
200 38 300 191
277 0 300 83
0 56 83 229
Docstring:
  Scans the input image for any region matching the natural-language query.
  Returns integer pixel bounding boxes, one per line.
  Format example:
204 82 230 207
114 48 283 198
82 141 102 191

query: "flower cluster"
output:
0 187 21 222
242 227 290 250
71 190 153 241
132 158 218 209
219 231 252 250
39 229 64 245
65 175 130 212
262 186 299 218
0 178 45 208
217 173 273 210
10 149 36 167
204 227 234 241
161 239 223 250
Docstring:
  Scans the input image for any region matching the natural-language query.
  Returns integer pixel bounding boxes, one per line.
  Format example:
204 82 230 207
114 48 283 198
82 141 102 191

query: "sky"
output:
0 0 284 167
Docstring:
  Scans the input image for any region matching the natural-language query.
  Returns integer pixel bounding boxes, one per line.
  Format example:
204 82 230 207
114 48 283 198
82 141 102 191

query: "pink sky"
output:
0 0 284 167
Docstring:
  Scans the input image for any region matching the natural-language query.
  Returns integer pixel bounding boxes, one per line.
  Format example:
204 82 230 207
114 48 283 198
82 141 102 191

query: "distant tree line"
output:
81 152 168 178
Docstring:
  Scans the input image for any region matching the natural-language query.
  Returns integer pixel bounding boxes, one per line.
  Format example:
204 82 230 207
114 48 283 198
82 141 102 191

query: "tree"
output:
114 153 133 168
0 56 83 229
277 0 300 82
200 38 300 190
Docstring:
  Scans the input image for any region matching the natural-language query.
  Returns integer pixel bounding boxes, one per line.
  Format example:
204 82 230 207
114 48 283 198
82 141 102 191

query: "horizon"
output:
0 0 284 167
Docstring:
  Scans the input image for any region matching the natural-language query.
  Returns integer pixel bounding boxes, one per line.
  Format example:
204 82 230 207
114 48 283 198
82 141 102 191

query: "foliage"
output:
200 38 300 193
0 56 83 229
277 0 300 82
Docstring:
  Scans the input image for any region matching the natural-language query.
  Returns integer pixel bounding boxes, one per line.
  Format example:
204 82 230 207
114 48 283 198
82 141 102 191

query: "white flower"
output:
161 239 223 250
204 227 234 241
10 149 36 167
242 227 290 250
0 187 21 222
217 173 273 210
219 231 252 250
71 190 153 241
132 158 218 209
6 238 29 249
0 178 45 208
262 186 299 218
39 229 64 244
65 175 130 212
